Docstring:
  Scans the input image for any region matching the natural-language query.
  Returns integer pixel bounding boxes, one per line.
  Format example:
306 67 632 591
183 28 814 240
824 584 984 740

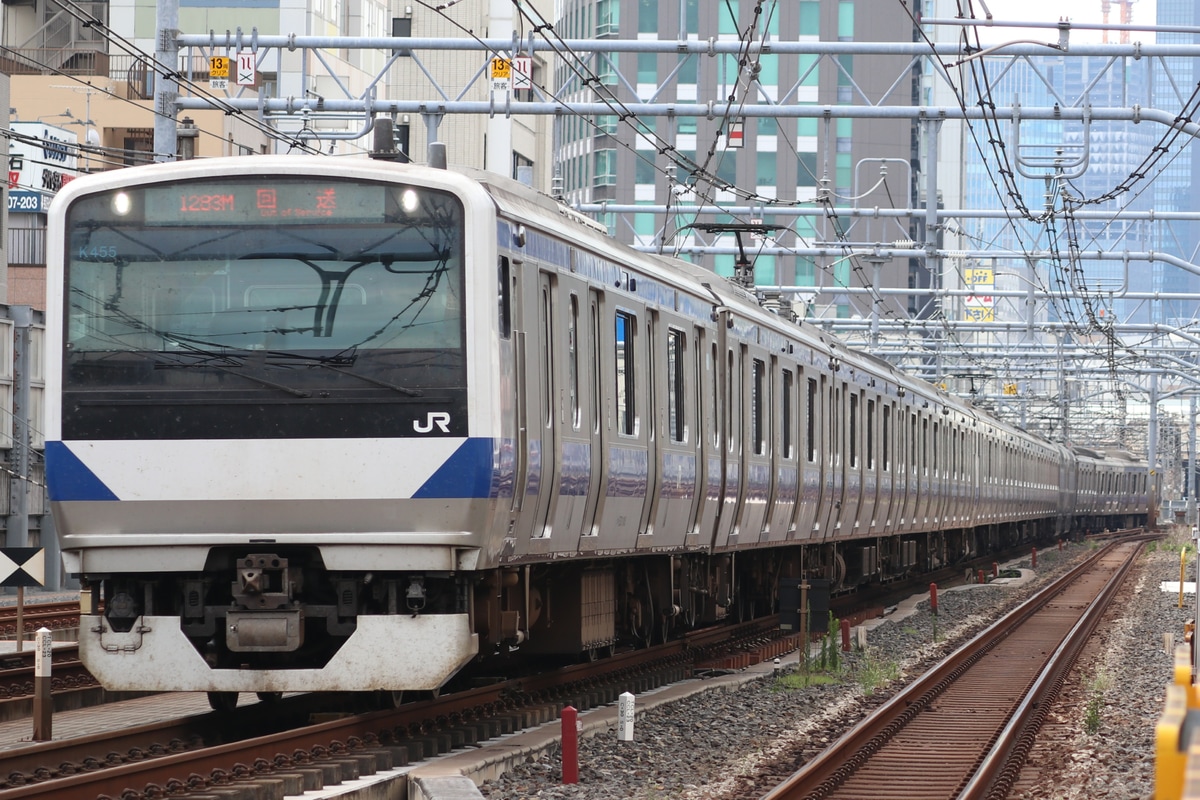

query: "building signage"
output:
7 122 78 214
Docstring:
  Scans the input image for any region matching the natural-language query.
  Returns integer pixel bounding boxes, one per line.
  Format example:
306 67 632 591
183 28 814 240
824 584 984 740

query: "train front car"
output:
44 156 502 702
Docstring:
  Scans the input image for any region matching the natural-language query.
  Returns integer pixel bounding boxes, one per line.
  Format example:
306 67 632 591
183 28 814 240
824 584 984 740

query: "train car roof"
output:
451 165 1134 462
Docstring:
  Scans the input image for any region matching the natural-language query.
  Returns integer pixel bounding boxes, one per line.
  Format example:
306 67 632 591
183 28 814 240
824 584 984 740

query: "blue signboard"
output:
8 190 51 213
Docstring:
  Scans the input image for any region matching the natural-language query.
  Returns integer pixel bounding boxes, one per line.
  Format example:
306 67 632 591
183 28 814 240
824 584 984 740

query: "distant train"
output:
44 154 1150 710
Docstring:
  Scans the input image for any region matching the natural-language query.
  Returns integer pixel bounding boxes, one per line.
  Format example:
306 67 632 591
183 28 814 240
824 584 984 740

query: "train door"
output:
636 312 663 548
593 302 650 551
796 371 821 539
767 363 799 543
829 382 848 534
877 402 894 529
844 387 866 533
711 335 743 549
507 264 555 556
546 281 594 553
577 288 607 548
694 333 722 545
898 409 911 530
916 414 931 526
650 321 700 548
737 348 771 541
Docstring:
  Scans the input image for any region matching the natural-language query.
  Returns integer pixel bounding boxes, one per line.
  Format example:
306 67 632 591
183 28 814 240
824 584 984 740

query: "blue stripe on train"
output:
46 438 500 503
45 442 120 502
413 437 499 499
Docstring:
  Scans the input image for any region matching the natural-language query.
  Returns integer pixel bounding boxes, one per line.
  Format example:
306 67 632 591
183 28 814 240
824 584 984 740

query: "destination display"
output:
136 179 431 225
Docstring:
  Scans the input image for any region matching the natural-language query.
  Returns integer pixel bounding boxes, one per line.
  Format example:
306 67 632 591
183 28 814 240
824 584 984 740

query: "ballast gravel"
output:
479 533 1190 800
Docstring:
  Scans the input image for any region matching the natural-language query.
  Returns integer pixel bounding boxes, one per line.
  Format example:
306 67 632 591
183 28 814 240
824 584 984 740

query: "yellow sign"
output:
964 267 994 286
209 56 230 78
1003 382 1019 396
490 57 512 79
965 307 995 322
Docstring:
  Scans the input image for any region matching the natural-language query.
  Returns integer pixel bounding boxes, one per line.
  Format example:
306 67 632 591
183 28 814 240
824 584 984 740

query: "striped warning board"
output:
0 547 44 587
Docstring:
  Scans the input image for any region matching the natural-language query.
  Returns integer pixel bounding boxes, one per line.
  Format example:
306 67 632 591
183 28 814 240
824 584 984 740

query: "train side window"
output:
590 296 601 434
667 328 685 443
615 310 636 436
710 343 720 448
911 413 918 472
922 418 929 475
932 422 939 476
568 294 580 429
849 392 858 468
752 358 765 456
806 377 817 463
541 284 553 426
782 369 794 460
881 403 890 472
830 385 840 466
498 257 512 339
728 348 738 454
866 397 875 470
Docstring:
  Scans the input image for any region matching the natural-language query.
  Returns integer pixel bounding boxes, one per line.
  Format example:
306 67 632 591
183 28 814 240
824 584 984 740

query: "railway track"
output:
760 537 1144 800
0 615 800 799
0 601 96 704
0 601 80 640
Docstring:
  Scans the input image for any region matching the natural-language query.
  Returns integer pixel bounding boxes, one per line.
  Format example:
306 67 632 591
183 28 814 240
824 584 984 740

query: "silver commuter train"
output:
44 155 1149 707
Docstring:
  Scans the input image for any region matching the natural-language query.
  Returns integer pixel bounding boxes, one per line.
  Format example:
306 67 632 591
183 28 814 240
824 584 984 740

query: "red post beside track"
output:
562 705 578 784
1032 547 1038 567
993 561 999 578
978 569 986 584
841 618 851 652
930 583 938 615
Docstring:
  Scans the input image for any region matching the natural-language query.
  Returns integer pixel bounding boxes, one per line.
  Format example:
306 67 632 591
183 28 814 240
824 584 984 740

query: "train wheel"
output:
255 691 283 704
207 691 239 712
375 690 405 709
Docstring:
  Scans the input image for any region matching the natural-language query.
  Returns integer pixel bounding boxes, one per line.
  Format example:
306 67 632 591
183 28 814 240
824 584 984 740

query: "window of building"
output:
800 1 819 33
391 16 412 57
635 152 657 185
757 54 779 85
797 152 818 187
638 53 657 84
717 154 738 186
639 0 658 33
756 151 776 186
594 149 617 186
719 0 740 35
596 0 619 36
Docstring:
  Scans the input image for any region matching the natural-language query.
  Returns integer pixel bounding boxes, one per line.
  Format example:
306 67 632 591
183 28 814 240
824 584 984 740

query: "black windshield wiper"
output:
150 354 312 398
314 363 423 397
251 351 424 397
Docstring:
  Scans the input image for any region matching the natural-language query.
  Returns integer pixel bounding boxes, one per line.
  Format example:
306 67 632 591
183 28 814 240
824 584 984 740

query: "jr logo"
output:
414 412 451 434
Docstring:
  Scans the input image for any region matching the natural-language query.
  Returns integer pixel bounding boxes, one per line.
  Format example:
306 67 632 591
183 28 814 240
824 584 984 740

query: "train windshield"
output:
61 175 468 439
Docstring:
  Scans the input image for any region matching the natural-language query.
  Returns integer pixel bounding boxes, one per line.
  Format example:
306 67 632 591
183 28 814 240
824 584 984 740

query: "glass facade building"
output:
554 0 922 320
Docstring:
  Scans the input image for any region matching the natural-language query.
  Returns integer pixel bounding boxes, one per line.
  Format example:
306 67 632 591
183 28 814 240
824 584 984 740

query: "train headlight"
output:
401 188 419 213
112 192 132 215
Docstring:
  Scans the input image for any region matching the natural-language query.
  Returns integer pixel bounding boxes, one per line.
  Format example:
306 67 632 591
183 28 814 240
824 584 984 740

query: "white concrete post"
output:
617 691 635 742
